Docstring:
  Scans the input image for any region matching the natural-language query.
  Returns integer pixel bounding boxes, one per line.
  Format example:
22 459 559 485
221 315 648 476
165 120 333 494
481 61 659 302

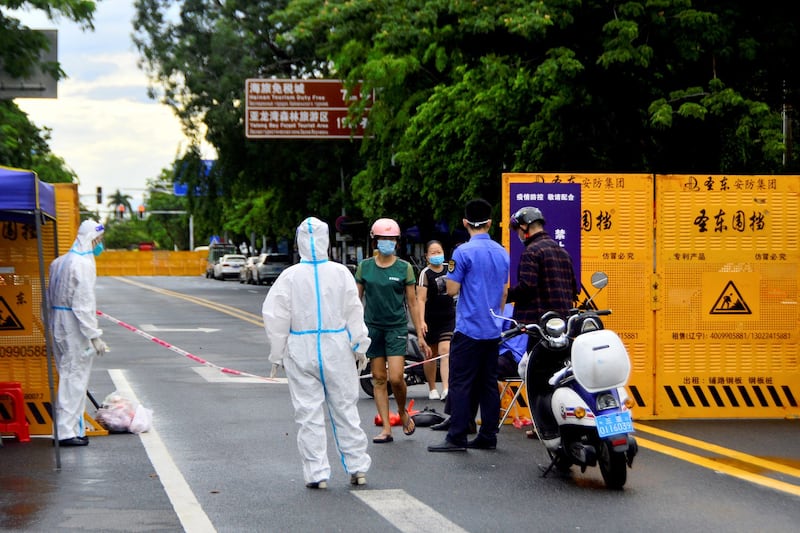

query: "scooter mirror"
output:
590 271 608 290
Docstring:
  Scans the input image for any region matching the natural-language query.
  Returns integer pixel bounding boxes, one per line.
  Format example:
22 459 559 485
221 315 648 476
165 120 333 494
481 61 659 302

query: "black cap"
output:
464 198 492 226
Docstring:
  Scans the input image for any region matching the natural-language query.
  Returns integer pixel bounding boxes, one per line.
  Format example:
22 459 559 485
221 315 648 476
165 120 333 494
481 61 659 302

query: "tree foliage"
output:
133 0 798 242
133 0 362 245
105 189 134 219
144 168 190 250
0 1 97 184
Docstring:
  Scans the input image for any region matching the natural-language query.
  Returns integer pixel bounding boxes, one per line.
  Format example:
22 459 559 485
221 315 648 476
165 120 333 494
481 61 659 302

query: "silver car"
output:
253 253 292 285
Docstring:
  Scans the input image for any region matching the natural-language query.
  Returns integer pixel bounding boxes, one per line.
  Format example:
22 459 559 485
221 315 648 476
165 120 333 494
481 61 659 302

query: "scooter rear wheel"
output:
598 441 628 489
359 362 393 398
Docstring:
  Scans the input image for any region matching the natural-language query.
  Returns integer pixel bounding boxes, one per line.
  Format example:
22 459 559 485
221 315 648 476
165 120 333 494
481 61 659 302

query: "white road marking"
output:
140 324 220 333
109 369 217 533
352 489 468 533
192 366 288 384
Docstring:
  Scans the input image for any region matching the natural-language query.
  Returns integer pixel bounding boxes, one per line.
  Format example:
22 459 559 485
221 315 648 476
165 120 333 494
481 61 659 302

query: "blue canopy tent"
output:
0 166 61 466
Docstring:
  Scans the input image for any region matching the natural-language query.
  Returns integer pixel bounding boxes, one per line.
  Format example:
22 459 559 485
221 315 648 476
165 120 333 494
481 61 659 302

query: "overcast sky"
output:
10 2 215 215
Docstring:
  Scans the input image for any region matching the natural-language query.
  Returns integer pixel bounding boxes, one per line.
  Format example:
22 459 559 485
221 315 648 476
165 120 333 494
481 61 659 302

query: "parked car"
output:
239 255 263 284
205 243 238 278
213 254 247 280
253 253 292 285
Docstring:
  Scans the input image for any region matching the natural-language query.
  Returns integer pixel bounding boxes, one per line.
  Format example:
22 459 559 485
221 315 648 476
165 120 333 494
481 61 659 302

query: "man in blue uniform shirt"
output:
428 198 510 452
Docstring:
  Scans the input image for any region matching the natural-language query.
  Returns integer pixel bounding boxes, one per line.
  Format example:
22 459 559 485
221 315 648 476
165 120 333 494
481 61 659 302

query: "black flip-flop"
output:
373 434 394 444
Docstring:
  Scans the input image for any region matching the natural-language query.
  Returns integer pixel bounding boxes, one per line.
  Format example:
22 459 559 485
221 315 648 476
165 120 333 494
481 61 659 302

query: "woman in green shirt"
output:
355 218 430 443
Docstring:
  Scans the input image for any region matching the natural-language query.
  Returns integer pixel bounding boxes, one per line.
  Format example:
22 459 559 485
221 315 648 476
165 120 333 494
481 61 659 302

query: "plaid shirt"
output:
508 231 577 324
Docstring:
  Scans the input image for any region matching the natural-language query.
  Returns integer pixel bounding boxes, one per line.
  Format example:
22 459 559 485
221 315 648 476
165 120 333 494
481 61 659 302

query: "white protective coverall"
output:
262 217 372 484
48 220 105 440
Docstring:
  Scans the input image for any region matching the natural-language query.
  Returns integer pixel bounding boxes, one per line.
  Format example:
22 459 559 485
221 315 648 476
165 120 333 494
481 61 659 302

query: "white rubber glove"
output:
269 362 283 378
91 337 108 356
354 352 368 372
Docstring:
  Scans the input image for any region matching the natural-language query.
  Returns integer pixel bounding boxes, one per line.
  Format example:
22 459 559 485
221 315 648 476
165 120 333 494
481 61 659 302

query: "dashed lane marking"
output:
193 366 287 384
352 489 468 533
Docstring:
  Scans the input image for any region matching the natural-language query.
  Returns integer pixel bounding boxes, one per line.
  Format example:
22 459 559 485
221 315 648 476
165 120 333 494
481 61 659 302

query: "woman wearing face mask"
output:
355 218 430 443
416 240 454 400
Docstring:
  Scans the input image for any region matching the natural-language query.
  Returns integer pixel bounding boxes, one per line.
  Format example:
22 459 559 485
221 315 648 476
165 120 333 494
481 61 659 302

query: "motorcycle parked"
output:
500 272 638 489
359 326 442 398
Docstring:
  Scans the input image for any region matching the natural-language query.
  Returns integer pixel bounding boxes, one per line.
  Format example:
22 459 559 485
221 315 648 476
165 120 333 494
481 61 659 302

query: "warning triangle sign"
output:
0 296 24 330
709 281 751 315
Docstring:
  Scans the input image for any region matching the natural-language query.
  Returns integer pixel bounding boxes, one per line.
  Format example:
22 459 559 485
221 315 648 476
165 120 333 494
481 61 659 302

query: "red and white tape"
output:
99 309 449 382
97 310 283 383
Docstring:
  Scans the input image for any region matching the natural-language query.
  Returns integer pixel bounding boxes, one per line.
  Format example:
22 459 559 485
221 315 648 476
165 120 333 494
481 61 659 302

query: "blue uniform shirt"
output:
447 233 510 340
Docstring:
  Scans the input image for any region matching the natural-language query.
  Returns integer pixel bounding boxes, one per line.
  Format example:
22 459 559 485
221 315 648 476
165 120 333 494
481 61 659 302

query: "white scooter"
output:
500 272 638 489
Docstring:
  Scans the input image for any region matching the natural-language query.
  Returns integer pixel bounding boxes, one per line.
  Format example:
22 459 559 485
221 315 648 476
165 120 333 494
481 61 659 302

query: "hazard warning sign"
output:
701 272 760 320
710 280 751 314
0 283 32 336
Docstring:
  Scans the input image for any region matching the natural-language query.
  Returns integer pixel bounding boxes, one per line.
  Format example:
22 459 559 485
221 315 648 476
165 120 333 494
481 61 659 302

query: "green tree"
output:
133 1 799 237
133 1 366 244
272 0 798 229
102 218 151 250
106 189 134 220
0 101 76 183
1 1 98 184
144 168 190 250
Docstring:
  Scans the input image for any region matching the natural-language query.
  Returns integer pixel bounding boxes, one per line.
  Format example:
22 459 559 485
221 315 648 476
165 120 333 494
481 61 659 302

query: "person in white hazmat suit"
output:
47 220 108 446
262 217 372 489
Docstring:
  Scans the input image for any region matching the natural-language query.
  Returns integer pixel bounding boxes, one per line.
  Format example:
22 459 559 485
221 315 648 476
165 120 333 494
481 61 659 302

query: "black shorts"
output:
424 317 455 345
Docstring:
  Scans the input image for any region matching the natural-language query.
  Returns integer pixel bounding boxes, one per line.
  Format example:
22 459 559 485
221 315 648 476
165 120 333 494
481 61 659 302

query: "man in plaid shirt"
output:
506 206 578 443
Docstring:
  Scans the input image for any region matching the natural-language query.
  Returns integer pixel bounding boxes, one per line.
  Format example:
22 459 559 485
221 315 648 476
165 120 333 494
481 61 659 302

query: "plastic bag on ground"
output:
95 391 153 434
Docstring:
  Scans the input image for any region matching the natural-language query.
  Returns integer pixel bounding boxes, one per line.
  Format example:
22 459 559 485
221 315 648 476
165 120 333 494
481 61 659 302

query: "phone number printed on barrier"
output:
672 332 793 341
0 345 47 357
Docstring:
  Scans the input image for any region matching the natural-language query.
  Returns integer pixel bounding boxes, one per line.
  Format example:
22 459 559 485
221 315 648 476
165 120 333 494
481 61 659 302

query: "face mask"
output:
376 240 396 256
93 242 105 256
429 254 445 265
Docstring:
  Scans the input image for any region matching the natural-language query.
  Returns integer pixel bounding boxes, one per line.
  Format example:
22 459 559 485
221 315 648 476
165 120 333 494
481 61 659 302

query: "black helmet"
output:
411 406 446 427
509 206 545 230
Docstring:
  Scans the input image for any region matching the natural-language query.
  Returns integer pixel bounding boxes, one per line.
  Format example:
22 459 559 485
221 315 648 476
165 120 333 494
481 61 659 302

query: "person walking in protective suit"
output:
262 217 372 489
47 220 108 447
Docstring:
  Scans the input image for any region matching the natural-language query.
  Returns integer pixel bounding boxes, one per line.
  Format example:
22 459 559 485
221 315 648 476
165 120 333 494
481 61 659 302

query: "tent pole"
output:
36 210 60 468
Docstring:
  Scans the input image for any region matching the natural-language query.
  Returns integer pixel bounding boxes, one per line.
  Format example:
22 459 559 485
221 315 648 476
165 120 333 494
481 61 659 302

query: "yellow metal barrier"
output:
96 250 207 277
655 174 800 419
503 173 800 420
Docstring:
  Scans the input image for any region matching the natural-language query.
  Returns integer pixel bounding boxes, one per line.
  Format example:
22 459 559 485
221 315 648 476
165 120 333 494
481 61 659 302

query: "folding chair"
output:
495 303 533 430
497 377 531 430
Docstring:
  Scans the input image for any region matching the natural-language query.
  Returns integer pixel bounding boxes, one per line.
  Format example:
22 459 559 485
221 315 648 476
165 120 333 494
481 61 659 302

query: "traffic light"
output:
96 186 102 204
138 205 145 220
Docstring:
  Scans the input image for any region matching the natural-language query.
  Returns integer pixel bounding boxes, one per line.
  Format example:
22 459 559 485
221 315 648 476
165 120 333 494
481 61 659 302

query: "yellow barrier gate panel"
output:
503 173 656 418
0 218 59 436
95 250 207 276
655 174 800 419
53 183 80 255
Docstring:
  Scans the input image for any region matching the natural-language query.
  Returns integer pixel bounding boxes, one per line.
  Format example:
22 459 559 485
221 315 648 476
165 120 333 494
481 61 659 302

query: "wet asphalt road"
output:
2 275 800 532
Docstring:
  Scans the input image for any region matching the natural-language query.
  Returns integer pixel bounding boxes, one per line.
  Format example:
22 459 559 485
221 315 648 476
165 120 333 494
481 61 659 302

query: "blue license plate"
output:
596 411 634 438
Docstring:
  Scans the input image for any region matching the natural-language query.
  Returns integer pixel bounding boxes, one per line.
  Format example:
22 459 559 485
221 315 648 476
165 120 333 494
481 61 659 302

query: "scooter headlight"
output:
596 393 619 410
545 317 566 337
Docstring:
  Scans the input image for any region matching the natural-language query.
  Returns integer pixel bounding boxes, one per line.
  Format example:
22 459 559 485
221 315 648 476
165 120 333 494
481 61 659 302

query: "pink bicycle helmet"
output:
370 218 401 238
